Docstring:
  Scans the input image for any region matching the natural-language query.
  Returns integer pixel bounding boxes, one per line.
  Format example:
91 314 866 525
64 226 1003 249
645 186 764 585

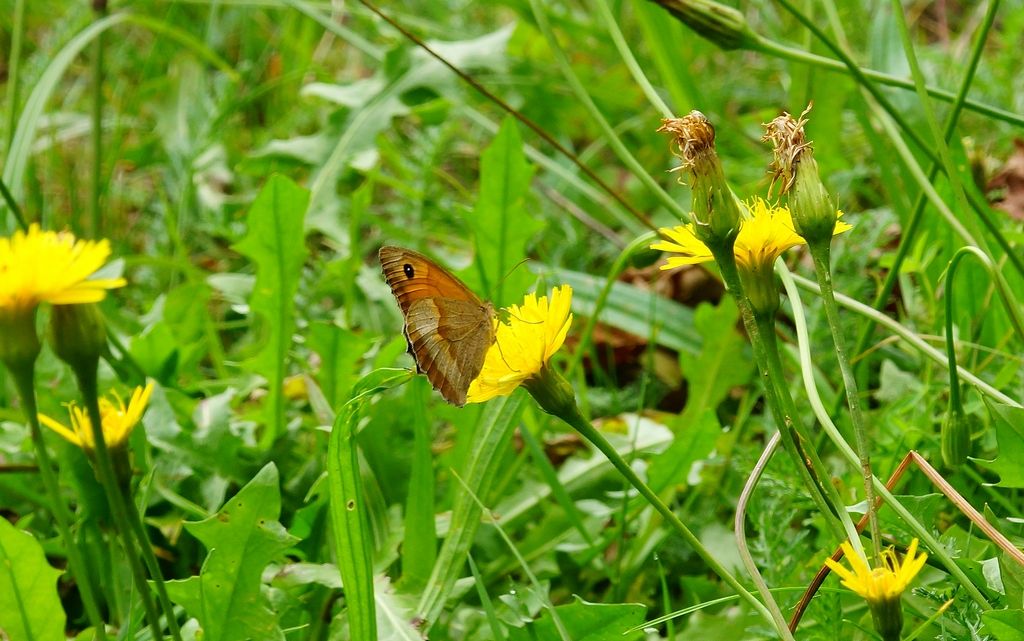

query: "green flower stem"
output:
542 374 776 627
808 242 883 562
712 247 858 547
777 265 993 608
749 35 1023 128
752 308 863 549
846 0 1004 396
735 432 796 641
9 364 109 640
74 366 176 641
90 0 106 237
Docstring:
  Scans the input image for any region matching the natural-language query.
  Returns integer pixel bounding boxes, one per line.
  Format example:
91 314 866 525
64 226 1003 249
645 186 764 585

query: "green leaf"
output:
678 297 751 419
166 464 298 641
983 609 1024 641
308 321 370 410
972 401 1024 488
463 116 540 307
233 175 310 448
327 372 386 641
647 409 720 494
0 518 66 641
507 597 646 641
417 392 526 629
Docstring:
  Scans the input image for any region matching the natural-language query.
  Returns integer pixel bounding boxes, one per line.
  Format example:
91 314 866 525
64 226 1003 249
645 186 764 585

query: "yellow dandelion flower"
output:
825 539 928 640
652 198 852 274
825 539 927 603
0 224 126 313
39 382 154 453
466 286 573 404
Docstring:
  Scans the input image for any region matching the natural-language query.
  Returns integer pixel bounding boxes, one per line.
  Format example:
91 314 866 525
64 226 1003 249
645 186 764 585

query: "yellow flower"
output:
824 539 927 640
466 286 573 403
825 539 927 603
0 224 126 313
39 382 154 453
652 198 852 274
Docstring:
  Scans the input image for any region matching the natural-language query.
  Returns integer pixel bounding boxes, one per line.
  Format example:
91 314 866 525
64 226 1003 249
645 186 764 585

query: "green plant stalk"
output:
777 265 993 608
749 36 1022 128
595 0 673 118
713 248 859 548
839 0 1000 388
752 308 863 548
90 4 106 237
121 491 184 641
5 0 25 153
526 0 690 222
887 0 972 237
789 272 1018 408
781 0 1024 283
0 177 28 231
735 432 795 641
553 393 775 626
9 365 109 640
808 242 883 562
74 367 176 641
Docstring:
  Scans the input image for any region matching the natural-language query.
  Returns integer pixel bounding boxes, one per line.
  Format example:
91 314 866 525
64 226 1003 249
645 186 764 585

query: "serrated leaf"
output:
462 116 540 308
233 175 310 447
983 609 1024 640
507 597 646 641
647 409 720 493
972 401 1024 488
678 297 751 418
0 519 66 641
166 464 298 641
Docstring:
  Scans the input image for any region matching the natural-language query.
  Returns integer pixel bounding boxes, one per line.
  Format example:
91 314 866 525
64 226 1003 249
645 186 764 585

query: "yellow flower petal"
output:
0 224 125 313
652 198 852 274
825 538 927 604
466 286 573 404
38 382 154 453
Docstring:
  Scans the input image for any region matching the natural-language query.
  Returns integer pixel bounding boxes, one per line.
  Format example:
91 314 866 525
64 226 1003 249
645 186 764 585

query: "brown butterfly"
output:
379 246 496 406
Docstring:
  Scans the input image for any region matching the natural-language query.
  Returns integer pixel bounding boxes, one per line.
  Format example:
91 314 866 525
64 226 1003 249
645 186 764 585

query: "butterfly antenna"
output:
494 335 521 373
502 308 544 325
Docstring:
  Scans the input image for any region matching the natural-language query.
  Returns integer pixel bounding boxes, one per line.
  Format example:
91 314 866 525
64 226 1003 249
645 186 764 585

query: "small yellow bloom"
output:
825 539 927 602
39 382 154 453
466 286 573 403
652 198 851 274
0 224 126 313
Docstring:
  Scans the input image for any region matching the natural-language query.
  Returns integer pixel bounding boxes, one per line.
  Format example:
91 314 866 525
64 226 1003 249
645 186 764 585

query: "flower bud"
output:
0 307 42 371
523 365 578 420
762 106 838 245
867 591 904 641
941 404 971 468
653 0 760 51
738 260 779 316
49 303 107 372
658 112 742 250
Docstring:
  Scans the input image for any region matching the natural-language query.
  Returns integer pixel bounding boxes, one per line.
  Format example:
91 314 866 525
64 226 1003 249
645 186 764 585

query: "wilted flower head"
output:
658 112 742 247
825 539 928 641
39 383 154 454
466 286 573 404
762 105 839 244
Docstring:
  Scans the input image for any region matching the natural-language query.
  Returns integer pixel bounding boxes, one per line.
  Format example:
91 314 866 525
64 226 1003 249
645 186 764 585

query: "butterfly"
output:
379 246 496 406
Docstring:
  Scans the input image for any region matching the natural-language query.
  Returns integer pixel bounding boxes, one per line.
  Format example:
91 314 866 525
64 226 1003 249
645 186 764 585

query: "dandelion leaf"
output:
0 518 66 641
166 463 298 641
507 597 646 641
983 609 1024 641
972 401 1024 488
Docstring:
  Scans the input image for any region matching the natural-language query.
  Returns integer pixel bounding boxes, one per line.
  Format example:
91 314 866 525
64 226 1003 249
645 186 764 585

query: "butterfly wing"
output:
379 246 495 406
